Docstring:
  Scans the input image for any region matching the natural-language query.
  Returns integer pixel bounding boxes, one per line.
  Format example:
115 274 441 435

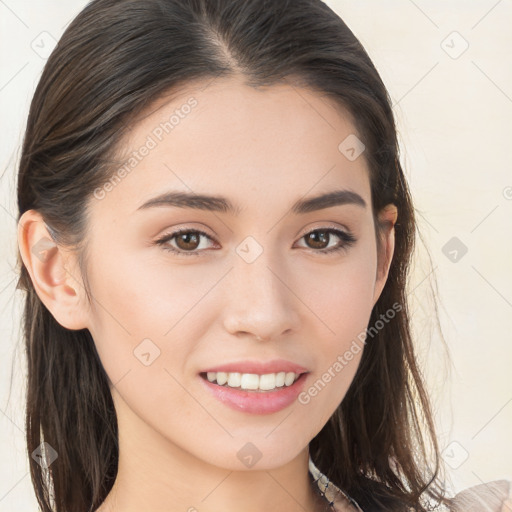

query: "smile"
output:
201 371 301 392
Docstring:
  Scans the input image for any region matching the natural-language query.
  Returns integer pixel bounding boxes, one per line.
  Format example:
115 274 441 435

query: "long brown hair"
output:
16 0 453 510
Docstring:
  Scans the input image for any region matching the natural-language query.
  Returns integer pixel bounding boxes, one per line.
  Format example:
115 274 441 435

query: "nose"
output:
222 249 301 343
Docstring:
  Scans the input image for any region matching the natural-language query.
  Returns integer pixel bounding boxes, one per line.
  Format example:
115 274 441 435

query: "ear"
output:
17 209 89 330
372 203 398 307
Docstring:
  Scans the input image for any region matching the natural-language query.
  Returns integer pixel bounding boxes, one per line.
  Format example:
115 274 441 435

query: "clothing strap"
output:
308 456 365 512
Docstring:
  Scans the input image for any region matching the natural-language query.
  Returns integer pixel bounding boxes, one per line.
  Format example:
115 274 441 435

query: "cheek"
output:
84 252 210 436
294 241 377 417
297 236 378 337
84 248 214 384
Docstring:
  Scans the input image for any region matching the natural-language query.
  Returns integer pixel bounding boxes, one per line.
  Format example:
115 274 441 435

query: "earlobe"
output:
17 210 89 330
372 204 398 306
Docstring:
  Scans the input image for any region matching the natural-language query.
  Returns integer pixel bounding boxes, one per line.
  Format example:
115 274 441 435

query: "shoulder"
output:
308 456 512 512
446 479 512 512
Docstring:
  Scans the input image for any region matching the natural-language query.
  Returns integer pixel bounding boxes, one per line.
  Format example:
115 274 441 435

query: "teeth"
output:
284 372 296 386
241 373 259 390
205 371 300 391
258 373 275 390
227 372 241 387
275 372 286 387
216 372 228 385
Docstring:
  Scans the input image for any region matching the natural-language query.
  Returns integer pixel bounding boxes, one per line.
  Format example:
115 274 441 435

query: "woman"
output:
15 0 511 511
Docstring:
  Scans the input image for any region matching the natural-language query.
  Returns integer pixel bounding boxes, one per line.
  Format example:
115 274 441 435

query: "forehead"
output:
90 77 371 219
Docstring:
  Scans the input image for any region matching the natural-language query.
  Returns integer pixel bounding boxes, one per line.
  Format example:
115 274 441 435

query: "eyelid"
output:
297 221 351 237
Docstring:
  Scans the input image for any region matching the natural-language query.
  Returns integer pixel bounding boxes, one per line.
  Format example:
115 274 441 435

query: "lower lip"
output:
198 373 309 414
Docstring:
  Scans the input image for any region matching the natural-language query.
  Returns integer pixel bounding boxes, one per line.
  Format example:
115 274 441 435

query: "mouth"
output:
199 370 308 393
198 369 310 414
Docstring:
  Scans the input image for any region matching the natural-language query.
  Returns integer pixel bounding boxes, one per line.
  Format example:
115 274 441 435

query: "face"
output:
68 77 393 470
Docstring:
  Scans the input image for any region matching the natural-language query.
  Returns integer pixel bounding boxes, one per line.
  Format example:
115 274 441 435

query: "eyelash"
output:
154 227 357 257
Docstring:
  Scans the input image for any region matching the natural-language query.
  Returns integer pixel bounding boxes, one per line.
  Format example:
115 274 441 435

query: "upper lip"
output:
200 359 309 375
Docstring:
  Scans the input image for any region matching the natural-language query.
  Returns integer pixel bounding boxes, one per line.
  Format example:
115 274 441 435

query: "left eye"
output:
295 228 356 253
154 227 356 257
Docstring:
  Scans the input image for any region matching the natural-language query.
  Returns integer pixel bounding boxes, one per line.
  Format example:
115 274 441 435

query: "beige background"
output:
1 1 511 510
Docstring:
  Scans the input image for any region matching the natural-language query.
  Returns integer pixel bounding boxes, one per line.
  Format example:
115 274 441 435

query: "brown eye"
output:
175 232 201 251
304 230 330 250
297 228 356 254
155 229 216 257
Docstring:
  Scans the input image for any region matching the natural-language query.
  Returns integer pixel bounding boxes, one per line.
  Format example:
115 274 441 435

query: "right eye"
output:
154 228 218 257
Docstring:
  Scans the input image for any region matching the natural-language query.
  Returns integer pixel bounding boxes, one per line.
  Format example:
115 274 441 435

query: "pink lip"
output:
200 359 309 375
199 372 309 414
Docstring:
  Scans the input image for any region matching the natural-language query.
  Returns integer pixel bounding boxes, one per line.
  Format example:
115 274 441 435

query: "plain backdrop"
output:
1 1 511 510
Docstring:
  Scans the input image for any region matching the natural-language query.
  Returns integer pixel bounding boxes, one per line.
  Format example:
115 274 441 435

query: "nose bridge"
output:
222 240 300 339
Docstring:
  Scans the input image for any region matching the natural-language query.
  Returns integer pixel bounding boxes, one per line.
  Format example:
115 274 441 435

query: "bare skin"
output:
18 76 397 512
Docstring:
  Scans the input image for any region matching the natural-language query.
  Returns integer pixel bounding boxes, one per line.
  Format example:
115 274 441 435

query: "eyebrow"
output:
136 189 367 215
